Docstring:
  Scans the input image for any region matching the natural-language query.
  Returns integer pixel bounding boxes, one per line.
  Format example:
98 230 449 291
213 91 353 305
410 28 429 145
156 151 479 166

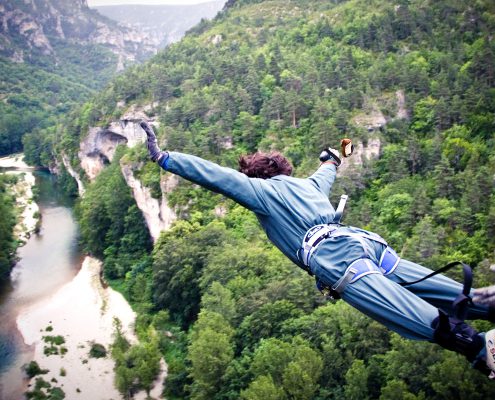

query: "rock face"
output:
76 106 174 241
61 154 85 197
0 0 157 64
94 1 225 49
341 89 410 174
121 163 177 243
396 89 409 120
339 138 381 175
0 154 39 242
78 106 158 181
79 127 128 181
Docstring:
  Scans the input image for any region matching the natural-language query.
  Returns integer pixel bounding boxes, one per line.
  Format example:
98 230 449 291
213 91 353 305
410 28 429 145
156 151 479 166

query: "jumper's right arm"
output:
159 152 269 215
307 145 343 196
141 121 269 215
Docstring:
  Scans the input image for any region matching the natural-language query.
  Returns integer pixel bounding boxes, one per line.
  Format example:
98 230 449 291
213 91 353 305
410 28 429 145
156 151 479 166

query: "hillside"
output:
0 0 157 64
0 0 159 157
94 1 226 48
50 0 495 398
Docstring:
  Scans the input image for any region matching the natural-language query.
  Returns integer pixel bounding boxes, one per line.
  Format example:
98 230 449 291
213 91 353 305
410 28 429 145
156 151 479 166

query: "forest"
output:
0 175 17 280
8 0 495 398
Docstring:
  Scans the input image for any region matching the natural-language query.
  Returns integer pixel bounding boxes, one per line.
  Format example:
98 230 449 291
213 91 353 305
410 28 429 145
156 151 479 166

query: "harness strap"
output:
332 258 381 294
333 194 348 224
299 224 340 267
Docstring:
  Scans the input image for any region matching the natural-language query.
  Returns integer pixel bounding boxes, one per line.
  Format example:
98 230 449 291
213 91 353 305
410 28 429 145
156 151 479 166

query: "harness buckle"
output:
299 224 341 267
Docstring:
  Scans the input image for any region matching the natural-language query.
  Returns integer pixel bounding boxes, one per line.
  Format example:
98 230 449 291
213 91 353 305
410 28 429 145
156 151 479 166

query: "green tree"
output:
241 375 286 400
344 359 370 400
189 312 234 399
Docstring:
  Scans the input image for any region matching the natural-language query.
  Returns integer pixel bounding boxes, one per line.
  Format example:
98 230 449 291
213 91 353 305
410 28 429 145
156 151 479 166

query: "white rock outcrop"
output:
120 163 177 243
78 106 159 181
396 89 408 120
0 154 39 242
61 154 85 196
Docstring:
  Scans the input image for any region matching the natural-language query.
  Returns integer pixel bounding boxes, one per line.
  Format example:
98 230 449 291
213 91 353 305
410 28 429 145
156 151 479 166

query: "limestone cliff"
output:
78 106 158 181
61 154 85 197
0 0 157 65
340 89 409 175
76 105 175 241
120 162 177 243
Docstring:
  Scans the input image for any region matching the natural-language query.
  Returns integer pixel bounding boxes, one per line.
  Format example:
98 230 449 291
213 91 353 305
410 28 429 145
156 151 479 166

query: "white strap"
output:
333 194 348 223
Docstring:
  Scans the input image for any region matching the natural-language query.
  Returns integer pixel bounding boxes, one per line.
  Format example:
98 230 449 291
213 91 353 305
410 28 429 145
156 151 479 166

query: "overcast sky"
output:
87 0 218 6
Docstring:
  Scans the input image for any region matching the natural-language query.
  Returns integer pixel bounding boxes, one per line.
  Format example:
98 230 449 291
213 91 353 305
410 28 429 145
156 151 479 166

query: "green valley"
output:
5 0 495 398
67 0 495 398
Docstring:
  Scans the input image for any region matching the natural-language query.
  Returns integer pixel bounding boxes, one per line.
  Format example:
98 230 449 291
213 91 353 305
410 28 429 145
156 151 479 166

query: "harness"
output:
299 223 400 298
297 193 400 298
300 195 474 308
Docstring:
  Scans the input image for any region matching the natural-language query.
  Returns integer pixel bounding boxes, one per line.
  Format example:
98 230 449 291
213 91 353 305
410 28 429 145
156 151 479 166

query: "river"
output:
0 161 165 400
0 170 82 399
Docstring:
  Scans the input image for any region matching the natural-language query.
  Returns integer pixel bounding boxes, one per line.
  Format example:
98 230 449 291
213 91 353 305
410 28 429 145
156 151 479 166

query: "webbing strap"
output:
400 261 473 321
333 194 348 224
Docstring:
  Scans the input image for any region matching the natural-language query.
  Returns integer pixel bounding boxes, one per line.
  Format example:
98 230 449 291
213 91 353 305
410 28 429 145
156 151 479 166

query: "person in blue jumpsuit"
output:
140 121 495 377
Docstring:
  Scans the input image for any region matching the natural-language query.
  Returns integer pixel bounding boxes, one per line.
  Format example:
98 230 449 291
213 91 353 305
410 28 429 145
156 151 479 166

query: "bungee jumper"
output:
140 120 495 378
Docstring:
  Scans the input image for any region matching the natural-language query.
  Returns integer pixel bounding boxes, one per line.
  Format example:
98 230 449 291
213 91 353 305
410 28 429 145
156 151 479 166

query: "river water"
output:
0 170 82 399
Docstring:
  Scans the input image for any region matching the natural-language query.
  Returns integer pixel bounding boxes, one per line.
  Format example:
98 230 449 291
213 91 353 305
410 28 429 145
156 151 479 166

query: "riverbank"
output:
17 256 137 399
0 153 39 243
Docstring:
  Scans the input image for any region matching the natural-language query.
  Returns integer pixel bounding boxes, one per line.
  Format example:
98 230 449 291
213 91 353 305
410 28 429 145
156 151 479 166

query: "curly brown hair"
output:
238 151 293 179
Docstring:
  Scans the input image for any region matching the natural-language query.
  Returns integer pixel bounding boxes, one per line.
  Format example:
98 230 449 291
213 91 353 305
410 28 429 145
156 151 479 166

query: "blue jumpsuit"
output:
159 151 490 341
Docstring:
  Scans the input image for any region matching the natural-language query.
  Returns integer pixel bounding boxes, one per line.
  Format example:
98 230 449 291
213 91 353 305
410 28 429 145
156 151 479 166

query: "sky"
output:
87 0 218 6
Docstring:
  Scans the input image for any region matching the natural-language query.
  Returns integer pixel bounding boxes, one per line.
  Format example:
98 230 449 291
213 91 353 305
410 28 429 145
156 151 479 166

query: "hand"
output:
473 285 495 306
140 120 164 162
140 120 157 141
473 265 495 306
319 147 341 166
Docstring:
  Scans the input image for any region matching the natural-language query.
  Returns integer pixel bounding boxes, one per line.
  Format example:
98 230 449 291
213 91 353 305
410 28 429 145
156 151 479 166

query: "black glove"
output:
140 121 165 163
319 147 341 166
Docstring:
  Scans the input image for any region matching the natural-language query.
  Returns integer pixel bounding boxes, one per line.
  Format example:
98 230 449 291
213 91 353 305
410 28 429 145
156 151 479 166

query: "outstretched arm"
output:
141 121 269 215
307 145 342 196
308 141 353 196
474 286 495 307
473 265 495 308
308 162 338 197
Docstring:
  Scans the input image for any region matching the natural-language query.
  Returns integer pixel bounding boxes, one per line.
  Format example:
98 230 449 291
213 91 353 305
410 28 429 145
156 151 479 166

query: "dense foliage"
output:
68 0 495 398
0 42 117 157
76 149 152 280
0 175 17 281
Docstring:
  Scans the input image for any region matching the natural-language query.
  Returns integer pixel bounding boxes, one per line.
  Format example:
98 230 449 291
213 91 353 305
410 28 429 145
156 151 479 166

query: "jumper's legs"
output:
341 272 438 340
387 259 493 321
339 268 490 375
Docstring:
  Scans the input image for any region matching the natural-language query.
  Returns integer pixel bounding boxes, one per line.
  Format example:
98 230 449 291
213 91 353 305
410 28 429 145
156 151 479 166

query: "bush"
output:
23 361 49 378
89 342 107 358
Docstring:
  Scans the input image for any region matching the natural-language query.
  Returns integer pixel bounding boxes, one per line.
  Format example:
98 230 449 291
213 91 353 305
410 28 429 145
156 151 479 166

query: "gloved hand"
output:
319 147 341 166
319 138 354 167
473 265 495 306
140 121 165 163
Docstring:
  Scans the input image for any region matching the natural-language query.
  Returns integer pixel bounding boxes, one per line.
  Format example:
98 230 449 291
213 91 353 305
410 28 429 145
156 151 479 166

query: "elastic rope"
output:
400 261 473 321
399 261 471 288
